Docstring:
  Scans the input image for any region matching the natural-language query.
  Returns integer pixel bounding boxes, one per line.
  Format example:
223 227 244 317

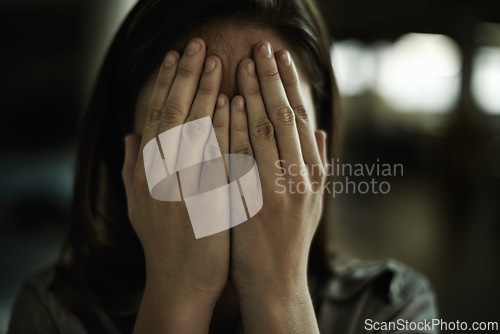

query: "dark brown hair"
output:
55 0 341 331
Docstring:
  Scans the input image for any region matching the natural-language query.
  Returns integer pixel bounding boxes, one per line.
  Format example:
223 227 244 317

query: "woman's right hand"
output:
122 38 230 333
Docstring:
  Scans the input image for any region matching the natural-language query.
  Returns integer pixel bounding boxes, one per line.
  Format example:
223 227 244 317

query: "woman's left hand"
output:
228 41 327 333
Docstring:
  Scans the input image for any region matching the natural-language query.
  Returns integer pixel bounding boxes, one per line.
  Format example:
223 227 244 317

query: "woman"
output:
8 0 438 333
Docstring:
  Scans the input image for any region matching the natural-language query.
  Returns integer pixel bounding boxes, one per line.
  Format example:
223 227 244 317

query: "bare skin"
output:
122 26 327 333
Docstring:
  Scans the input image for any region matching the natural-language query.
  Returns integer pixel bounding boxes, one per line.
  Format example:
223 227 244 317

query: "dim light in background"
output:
102 4 500 117
472 47 500 115
376 33 462 113
332 33 463 114
331 40 376 96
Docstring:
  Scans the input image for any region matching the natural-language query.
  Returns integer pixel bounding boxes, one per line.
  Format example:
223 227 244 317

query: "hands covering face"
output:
122 38 327 304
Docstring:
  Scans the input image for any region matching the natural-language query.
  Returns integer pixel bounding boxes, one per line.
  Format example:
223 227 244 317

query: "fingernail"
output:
260 42 272 59
186 40 201 55
246 62 256 76
280 51 292 67
236 98 245 110
205 58 216 73
164 53 177 67
217 96 226 108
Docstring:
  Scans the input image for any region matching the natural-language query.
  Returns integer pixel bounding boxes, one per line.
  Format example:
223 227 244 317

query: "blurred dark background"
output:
0 0 499 332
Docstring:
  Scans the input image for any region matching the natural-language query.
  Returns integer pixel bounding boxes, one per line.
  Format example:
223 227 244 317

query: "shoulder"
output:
315 255 439 334
8 268 88 334
326 255 436 306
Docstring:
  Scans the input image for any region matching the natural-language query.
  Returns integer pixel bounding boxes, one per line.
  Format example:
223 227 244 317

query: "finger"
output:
314 130 327 180
149 51 180 123
189 94 230 200
159 38 206 133
253 41 303 167
186 94 229 205
229 96 260 217
237 59 281 180
230 96 253 157
186 56 223 123
213 94 230 158
139 51 179 159
276 50 322 168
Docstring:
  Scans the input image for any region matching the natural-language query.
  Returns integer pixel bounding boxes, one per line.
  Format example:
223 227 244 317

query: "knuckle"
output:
182 120 208 141
275 106 295 126
155 80 170 91
282 75 298 87
263 68 280 82
232 122 248 132
176 64 197 79
145 108 161 126
234 145 253 156
293 105 309 122
205 144 222 157
245 85 261 97
188 119 207 133
197 80 217 95
252 118 274 140
212 118 228 129
161 103 185 124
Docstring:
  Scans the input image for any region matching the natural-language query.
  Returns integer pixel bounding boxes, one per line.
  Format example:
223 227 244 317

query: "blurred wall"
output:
0 0 83 332
0 0 499 333
324 0 500 326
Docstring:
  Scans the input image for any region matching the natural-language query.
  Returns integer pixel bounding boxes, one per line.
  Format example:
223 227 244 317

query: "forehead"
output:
198 24 292 98
134 25 315 134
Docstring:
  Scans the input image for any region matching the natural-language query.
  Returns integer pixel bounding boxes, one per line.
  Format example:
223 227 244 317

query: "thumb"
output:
122 134 140 195
314 130 327 167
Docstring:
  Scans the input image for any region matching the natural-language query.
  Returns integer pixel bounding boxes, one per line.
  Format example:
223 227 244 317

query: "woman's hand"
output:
122 38 230 333
229 41 327 333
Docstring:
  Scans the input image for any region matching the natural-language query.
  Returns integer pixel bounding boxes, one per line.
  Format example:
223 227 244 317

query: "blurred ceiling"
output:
322 0 500 41
1 0 499 150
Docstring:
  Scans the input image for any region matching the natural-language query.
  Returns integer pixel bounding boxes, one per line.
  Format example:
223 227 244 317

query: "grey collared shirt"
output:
8 256 439 333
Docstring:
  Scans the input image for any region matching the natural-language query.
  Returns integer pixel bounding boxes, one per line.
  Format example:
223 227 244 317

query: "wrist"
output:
145 266 221 307
236 278 319 334
237 277 311 304
134 276 216 334
232 266 309 298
